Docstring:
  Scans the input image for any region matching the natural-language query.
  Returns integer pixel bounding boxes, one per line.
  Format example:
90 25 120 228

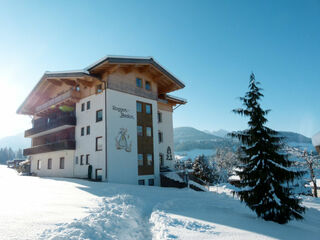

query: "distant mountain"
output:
278 131 311 144
212 129 229 138
0 133 30 150
174 127 313 152
174 127 223 143
174 127 236 152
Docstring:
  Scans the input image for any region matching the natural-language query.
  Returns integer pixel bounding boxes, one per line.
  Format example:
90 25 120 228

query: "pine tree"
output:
230 73 305 224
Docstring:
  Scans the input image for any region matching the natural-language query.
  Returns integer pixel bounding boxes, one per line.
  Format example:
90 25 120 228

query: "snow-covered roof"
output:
312 132 320 147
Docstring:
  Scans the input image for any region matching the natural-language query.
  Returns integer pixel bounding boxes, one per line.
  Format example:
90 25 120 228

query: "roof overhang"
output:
17 71 92 115
17 55 185 115
86 55 185 89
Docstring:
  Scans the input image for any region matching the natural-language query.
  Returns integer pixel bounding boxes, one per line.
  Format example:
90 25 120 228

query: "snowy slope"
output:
1 166 320 240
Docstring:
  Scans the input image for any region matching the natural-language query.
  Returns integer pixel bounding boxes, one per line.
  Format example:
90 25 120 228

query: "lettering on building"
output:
112 105 134 119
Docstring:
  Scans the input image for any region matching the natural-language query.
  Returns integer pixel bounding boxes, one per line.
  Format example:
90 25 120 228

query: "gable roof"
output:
17 55 185 115
86 55 185 88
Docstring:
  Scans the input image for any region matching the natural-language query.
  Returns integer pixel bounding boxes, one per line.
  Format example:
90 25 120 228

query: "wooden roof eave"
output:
17 71 95 115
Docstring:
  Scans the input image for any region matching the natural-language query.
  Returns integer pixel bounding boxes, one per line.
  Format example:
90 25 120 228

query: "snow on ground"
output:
1 165 320 240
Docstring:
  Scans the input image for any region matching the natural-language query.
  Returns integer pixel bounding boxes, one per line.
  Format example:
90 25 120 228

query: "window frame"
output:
87 101 91 110
81 127 85 136
137 125 143 136
86 126 90 135
147 154 153 166
138 153 143 166
158 131 163 143
96 84 103 94
138 179 145 185
37 160 41 170
158 112 162 123
146 126 152 137
59 157 65 169
81 103 85 112
96 136 103 151
145 81 151 91
80 155 84 165
86 154 90 165
145 104 152 114
136 102 142 113
96 109 103 122
47 158 52 170
148 178 154 186
136 78 142 88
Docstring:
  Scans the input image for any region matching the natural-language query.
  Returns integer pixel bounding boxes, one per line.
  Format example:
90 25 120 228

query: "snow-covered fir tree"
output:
192 155 213 183
230 73 305 224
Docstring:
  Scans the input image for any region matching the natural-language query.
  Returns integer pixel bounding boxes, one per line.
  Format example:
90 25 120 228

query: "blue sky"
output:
0 0 319 138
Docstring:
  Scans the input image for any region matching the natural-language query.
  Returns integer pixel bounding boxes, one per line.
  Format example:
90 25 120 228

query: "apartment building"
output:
17 56 186 186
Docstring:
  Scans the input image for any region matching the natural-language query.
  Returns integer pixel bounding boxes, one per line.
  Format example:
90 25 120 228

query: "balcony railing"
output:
23 140 76 156
25 115 76 138
35 89 81 113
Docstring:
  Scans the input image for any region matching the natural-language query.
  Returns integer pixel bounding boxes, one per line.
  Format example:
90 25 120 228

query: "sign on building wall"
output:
112 105 134 119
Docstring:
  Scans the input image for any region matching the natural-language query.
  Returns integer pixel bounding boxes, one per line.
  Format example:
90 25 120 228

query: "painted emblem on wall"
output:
115 128 132 152
166 146 173 160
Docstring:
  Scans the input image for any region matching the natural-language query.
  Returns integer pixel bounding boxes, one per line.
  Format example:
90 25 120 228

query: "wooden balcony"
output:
23 140 76 156
25 115 76 138
35 89 81 114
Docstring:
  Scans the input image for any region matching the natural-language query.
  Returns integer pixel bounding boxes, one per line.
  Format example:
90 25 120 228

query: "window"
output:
96 110 103 122
75 156 79 165
138 179 145 185
37 160 41 170
136 102 142 113
148 179 154 186
145 81 151 90
47 158 52 169
158 131 163 143
59 157 65 169
86 126 90 135
137 126 143 136
81 127 85 136
146 104 151 114
158 112 162 123
136 78 142 88
87 101 91 110
146 127 152 137
75 85 80 92
80 155 84 165
147 154 153 166
96 84 103 94
138 154 143 166
96 137 103 151
81 103 85 112
86 154 90 165
159 153 164 167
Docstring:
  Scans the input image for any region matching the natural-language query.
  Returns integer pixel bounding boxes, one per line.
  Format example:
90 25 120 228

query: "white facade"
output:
74 92 106 180
30 150 74 178
158 109 175 169
106 89 160 185
27 89 177 186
